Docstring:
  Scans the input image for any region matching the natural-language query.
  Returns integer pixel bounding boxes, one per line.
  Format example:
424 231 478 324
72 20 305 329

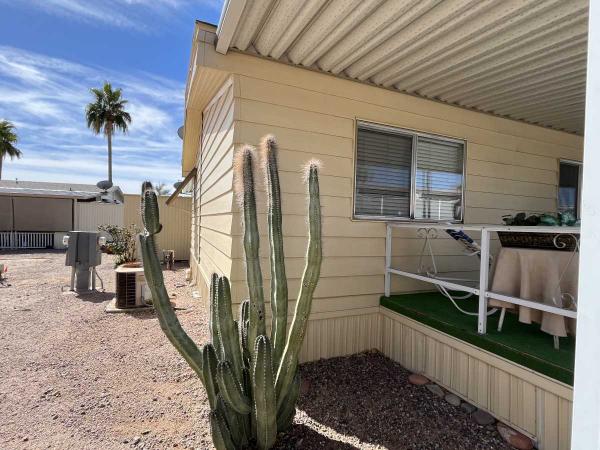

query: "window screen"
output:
354 122 465 222
558 161 581 217
415 137 464 221
355 127 412 218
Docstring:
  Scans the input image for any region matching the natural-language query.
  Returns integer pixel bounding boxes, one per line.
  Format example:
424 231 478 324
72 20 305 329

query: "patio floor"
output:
381 292 575 385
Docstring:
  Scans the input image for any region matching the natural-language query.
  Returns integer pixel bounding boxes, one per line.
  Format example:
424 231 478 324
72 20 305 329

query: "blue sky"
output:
0 0 222 193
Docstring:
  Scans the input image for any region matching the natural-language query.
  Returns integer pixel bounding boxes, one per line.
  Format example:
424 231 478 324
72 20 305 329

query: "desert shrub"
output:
98 224 139 267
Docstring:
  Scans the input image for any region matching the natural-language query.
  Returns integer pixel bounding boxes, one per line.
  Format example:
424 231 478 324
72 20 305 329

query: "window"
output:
558 160 582 217
354 121 465 222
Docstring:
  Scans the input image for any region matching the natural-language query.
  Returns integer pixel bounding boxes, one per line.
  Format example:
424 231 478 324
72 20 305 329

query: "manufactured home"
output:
0 180 124 249
175 1 600 448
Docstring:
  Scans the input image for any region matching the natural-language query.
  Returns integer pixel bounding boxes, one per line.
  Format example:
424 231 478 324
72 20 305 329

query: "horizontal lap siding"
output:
188 51 583 363
194 78 235 293
226 72 581 308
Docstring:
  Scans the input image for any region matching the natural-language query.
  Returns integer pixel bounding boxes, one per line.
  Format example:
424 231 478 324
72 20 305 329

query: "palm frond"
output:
0 120 22 159
85 81 132 136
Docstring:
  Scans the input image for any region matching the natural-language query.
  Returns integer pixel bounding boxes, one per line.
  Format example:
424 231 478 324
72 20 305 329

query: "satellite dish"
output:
177 126 184 140
96 180 113 191
173 181 182 190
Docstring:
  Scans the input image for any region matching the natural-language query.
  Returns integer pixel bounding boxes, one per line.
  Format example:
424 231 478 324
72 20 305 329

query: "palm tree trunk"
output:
0 155 3 180
107 130 112 184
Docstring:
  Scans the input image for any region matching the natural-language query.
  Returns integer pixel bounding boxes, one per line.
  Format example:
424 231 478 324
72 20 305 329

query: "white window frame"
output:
353 120 466 223
558 159 583 219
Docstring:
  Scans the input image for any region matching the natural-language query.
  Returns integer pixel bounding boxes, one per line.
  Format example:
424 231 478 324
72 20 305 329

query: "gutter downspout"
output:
215 0 247 54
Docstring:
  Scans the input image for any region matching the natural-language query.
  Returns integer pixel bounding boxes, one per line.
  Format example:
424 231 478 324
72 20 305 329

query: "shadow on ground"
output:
274 424 359 449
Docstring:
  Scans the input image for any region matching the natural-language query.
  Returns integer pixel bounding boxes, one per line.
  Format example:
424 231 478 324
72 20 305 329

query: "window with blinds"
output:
354 122 465 222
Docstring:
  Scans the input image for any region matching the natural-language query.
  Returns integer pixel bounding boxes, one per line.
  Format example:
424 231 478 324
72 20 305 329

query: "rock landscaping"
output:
406 372 536 450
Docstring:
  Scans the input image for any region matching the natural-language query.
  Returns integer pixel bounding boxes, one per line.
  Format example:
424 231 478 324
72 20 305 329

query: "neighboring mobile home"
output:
177 2 593 449
0 180 124 249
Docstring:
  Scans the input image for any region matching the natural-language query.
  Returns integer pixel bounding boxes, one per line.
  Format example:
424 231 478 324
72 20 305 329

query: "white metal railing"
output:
384 223 579 335
0 232 54 249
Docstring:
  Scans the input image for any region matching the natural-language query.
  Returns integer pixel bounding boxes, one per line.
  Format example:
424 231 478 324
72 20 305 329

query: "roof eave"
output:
215 0 247 54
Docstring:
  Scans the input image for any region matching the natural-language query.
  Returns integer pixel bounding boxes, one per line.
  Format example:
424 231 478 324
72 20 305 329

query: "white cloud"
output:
1 0 223 31
0 46 185 193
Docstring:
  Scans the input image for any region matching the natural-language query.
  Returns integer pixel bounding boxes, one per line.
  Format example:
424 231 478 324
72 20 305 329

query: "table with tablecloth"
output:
488 247 578 337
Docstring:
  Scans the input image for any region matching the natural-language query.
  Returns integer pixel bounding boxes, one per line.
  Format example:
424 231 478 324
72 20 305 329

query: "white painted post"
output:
384 223 392 297
571 1 600 446
477 228 490 334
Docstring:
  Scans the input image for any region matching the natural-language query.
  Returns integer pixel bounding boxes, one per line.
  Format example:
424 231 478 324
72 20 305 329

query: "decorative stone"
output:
460 402 477 414
425 384 445 398
408 373 429 385
497 422 534 450
472 409 495 426
444 393 461 407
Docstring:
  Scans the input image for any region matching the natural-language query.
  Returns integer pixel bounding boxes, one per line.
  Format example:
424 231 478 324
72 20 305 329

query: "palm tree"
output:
154 182 171 196
0 120 22 180
85 82 131 185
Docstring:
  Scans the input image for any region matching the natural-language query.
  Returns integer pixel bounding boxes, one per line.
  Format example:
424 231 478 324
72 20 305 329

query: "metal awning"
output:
216 0 588 134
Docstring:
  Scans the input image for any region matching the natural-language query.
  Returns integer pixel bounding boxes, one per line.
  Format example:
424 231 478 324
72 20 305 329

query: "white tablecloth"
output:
489 247 578 337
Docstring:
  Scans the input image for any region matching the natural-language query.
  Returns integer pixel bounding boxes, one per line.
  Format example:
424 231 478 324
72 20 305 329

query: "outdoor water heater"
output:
64 231 105 292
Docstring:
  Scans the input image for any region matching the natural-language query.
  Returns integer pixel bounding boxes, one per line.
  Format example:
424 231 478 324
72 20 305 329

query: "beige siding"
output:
381 308 573 450
191 77 236 298
123 194 191 261
224 66 582 314
188 47 583 360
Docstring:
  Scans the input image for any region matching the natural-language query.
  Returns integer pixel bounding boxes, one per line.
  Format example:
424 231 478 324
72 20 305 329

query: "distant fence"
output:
123 194 191 261
76 202 124 231
0 232 54 249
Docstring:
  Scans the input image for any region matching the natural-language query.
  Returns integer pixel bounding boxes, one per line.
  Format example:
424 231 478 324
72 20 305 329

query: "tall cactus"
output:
260 135 288 365
140 135 322 449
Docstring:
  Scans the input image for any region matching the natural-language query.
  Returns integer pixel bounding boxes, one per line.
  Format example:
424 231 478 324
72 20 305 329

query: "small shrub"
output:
98 224 139 267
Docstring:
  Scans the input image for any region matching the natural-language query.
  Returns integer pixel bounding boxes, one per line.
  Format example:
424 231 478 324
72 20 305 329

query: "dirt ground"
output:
0 251 511 450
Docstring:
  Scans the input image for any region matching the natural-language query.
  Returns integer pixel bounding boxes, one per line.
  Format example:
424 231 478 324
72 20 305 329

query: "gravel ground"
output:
0 251 512 450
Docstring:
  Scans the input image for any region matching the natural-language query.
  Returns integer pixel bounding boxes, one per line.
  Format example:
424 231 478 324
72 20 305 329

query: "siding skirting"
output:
380 307 573 450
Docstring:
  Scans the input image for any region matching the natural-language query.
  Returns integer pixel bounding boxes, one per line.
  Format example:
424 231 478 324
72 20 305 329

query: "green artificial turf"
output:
381 292 575 385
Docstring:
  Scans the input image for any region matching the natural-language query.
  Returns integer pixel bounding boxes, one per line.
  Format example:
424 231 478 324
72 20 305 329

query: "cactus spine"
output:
140 135 322 449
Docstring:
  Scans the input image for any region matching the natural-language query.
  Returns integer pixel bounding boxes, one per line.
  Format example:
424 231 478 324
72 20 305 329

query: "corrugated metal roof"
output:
218 0 588 134
0 180 124 202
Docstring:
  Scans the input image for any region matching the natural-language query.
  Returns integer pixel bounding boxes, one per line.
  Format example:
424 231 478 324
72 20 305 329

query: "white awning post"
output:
477 228 490 334
571 1 600 447
385 223 392 297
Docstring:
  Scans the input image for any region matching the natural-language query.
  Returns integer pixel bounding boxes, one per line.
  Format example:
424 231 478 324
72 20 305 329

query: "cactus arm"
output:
239 300 250 364
210 273 220 355
261 136 288 366
252 335 277 450
217 361 251 415
276 370 300 432
235 147 267 355
241 366 256 441
210 409 236 450
209 273 222 360
202 344 220 410
139 185 204 380
275 163 322 408
216 277 244 379
217 395 248 448
139 233 204 380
